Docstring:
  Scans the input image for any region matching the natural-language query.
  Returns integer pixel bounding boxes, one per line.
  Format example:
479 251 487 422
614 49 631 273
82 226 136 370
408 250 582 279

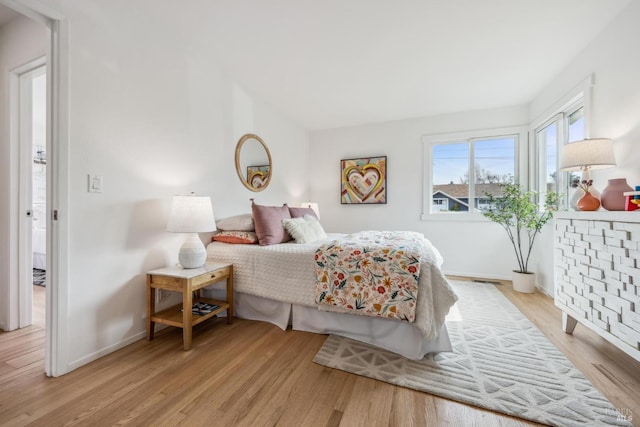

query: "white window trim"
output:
529 74 593 137
421 126 528 221
529 74 592 209
532 112 564 209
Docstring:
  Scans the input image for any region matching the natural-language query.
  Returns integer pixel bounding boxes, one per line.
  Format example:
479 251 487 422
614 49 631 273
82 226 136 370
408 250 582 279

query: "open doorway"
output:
27 65 47 329
1 0 68 376
15 60 47 330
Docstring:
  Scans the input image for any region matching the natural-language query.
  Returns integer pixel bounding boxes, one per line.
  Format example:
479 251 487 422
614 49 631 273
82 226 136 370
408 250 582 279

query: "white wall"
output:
0 15 47 330
310 106 529 280
310 0 640 293
531 0 640 295
1 1 310 372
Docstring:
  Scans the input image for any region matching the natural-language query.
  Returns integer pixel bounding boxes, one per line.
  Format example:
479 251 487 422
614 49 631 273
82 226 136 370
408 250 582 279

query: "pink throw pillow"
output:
251 201 292 245
288 206 318 219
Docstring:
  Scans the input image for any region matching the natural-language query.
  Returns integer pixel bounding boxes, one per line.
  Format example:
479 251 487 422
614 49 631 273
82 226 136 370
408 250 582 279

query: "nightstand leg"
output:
183 284 193 350
227 269 234 324
147 277 155 341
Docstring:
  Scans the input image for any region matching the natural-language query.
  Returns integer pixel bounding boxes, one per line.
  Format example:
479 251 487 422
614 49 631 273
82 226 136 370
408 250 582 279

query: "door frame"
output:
14 58 46 328
2 0 69 377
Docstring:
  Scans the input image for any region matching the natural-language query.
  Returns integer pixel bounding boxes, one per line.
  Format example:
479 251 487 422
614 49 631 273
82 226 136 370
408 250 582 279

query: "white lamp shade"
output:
559 138 616 171
167 194 216 233
300 202 320 219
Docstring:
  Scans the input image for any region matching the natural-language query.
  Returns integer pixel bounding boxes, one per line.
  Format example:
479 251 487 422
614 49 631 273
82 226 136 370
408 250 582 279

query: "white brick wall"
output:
555 213 640 362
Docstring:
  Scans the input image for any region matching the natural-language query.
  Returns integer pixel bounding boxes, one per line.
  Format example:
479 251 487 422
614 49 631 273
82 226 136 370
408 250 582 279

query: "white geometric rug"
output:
313 281 633 427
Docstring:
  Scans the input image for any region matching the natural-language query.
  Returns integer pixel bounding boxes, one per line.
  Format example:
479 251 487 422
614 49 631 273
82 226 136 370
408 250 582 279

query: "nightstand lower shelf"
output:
151 297 230 328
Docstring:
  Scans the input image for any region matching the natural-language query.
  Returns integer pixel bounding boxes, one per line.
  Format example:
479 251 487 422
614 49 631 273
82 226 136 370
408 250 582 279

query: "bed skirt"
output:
204 288 452 360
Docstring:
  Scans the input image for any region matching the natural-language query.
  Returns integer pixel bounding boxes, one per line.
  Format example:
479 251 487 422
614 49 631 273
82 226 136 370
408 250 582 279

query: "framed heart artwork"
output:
341 156 387 204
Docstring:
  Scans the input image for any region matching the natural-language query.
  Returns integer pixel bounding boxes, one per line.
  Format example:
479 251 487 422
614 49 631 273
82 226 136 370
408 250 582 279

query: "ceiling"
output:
0 1 632 131
189 0 631 130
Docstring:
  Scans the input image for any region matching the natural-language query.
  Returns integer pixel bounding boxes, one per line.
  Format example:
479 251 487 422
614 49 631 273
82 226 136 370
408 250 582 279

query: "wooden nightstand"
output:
146 262 233 350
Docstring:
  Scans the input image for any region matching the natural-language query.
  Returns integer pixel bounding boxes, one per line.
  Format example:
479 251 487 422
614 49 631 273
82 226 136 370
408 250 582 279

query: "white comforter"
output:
206 233 457 340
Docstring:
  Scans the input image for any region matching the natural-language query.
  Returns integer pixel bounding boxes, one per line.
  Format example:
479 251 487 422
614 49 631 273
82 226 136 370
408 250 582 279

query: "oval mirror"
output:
235 133 272 192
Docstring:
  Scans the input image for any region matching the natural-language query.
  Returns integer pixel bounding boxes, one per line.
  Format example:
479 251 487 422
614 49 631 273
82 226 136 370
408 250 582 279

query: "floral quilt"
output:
314 231 425 322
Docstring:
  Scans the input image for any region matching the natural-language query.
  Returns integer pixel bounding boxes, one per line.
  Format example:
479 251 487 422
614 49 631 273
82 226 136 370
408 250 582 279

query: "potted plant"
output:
482 183 558 293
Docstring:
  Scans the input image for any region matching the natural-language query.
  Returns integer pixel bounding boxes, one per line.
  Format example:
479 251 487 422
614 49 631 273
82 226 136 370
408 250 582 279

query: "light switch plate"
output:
88 174 103 193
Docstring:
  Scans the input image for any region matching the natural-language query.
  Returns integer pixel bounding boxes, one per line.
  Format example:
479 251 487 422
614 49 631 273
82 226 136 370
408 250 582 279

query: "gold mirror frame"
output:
235 133 273 192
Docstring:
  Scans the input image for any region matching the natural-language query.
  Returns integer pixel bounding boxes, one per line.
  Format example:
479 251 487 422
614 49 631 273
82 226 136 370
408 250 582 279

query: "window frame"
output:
533 113 563 209
529 75 592 210
421 126 527 221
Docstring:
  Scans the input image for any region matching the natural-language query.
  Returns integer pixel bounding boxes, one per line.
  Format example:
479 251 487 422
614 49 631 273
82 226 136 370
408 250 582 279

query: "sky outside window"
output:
568 108 584 142
543 123 557 187
474 137 515 186
432 138 515 185
432 141 469 185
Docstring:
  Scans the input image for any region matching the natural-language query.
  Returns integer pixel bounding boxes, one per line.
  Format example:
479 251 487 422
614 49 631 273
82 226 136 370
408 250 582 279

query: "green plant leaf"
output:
482 183 557 273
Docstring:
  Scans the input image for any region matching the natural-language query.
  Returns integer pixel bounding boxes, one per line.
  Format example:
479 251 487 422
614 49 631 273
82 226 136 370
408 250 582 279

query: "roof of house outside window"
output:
432 183 506 198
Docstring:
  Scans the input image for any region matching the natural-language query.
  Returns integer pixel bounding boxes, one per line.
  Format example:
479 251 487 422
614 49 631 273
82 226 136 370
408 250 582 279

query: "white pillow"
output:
216 213 254 231
282 215 327 243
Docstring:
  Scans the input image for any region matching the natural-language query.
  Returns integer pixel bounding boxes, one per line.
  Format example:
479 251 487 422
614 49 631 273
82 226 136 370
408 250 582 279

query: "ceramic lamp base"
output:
178 233 206 268
569 189 583 210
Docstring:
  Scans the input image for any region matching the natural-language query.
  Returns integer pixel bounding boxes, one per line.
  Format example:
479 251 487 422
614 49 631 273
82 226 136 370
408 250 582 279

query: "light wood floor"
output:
32 284 46 329
1 280 639 427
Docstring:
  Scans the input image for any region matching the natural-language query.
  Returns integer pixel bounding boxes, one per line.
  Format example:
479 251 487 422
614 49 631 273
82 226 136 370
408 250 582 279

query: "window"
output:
536 118 559 196
534 104 586 209
477 198 495 211
568 108 584 142
432 198 448 212
531 75 591 209
423 127 523 219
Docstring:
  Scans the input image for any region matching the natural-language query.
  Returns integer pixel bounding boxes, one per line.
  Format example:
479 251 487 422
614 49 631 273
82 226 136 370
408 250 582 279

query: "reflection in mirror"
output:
235 134 272 192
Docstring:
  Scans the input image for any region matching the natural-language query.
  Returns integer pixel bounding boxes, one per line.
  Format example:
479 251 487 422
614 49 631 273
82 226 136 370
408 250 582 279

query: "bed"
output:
204 231 458 360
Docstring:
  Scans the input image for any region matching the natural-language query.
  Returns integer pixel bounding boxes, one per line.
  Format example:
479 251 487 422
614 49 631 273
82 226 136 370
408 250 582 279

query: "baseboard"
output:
444 270 511 282
67 330 147 372
536 284 554 298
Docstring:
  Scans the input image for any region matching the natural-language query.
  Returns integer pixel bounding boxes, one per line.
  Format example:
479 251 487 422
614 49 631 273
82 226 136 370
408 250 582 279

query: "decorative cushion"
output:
282 215 327 244
288 206 318 219
251 201 292 245
216 213 254 231
212 231 258 244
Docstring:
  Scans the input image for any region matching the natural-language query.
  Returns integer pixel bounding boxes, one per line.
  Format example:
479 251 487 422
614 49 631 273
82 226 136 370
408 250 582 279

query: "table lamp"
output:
300 201 320 219
559 138 616 194
167 193 216 268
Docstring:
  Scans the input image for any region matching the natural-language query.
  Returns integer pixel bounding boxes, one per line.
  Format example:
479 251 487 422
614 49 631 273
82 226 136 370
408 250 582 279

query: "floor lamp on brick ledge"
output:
167 193 216 268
